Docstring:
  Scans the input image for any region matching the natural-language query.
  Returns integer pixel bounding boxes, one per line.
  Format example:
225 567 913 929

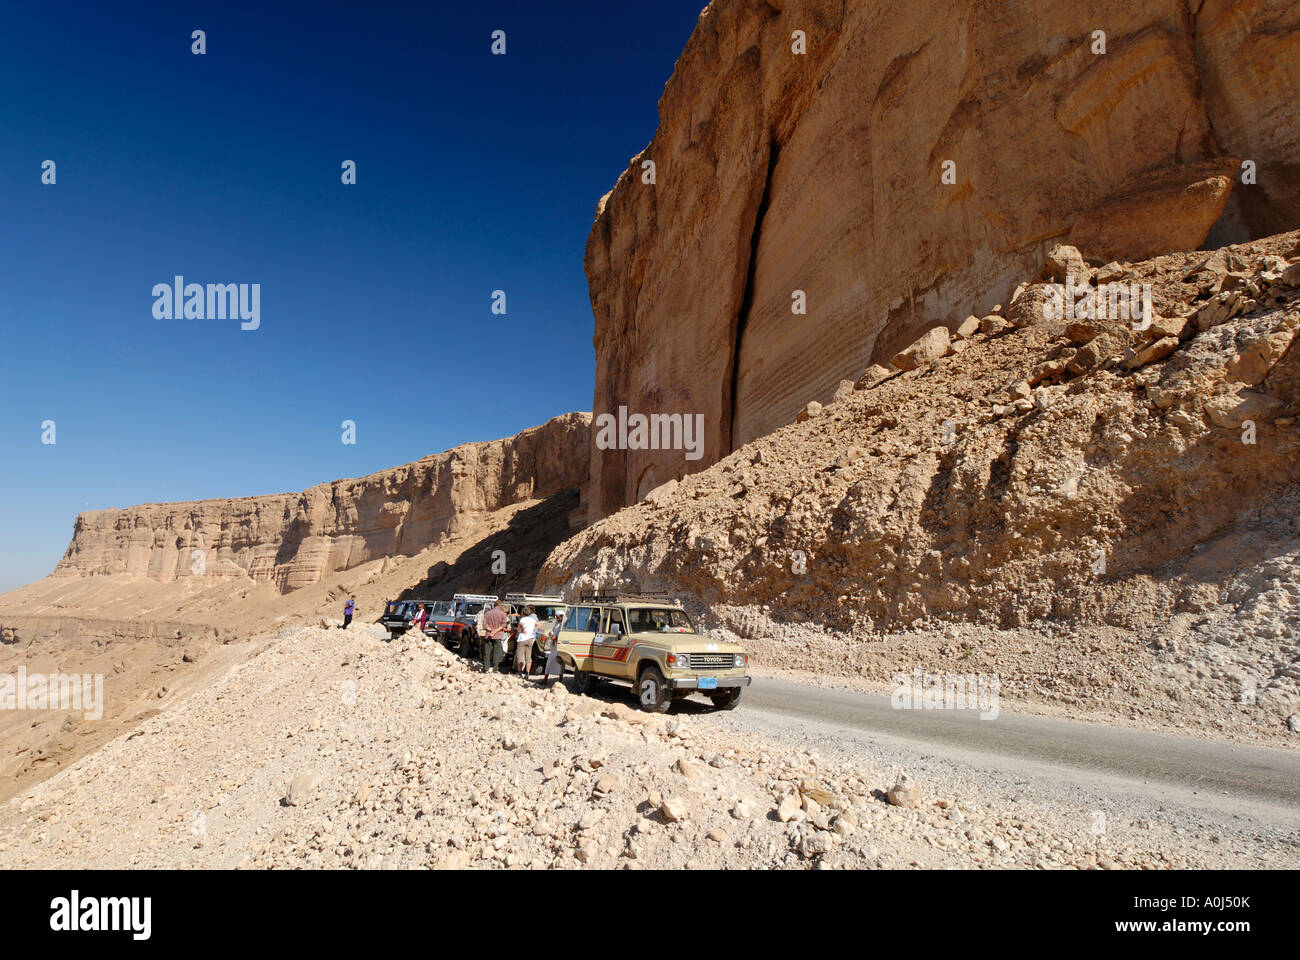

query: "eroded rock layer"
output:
54 413 591 592
584 0 1300 521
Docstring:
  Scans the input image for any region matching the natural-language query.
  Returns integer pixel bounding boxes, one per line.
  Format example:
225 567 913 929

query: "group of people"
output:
474 599 566 687
344 596 566 686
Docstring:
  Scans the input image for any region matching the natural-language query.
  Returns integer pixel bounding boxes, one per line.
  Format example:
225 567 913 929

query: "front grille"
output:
689 654 734 670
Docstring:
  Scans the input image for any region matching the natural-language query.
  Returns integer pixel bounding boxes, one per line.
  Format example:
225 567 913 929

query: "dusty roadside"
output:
1 622 1294 870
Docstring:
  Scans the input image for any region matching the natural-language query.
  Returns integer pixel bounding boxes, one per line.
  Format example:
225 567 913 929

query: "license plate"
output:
698 677 718 690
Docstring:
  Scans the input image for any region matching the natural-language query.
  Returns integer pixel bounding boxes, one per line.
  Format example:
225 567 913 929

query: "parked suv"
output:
556 593 750 712
379 600 415 637
379 599 441 639
502 593 566 673
433 593 498 657
419 600 453 639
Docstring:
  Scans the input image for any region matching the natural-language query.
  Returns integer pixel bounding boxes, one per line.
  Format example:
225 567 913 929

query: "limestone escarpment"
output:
584 0 1300 522
54 412 590 593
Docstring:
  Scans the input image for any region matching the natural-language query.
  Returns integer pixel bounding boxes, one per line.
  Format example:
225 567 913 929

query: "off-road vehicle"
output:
379 599 441 639
556 593 750 712
502 593 566 674
418 600 453 639
433 593 498 657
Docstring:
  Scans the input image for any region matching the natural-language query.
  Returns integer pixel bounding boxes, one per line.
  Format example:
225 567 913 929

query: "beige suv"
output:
556 594 750 712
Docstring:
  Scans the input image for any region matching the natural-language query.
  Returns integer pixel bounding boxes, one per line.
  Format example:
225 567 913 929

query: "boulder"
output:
886 775 922 808
1044 244 1089 284
890 327 951 371
855 364 897 391
953 315 981 340
1124 336 1180 370
1204 390 1284 429
284 771 322 807
795 400 823 423
1227 328 1297 385
660 797 689 822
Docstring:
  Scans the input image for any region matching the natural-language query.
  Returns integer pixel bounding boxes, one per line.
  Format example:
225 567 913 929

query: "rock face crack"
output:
582 0 1300 523
727 134 781 454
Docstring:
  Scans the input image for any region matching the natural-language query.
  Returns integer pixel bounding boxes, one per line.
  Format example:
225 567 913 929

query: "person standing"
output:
474 603 487 640
343 596 355 630
481 599 509 673
542 609 566 687
411 603 428 635
514 605 539 676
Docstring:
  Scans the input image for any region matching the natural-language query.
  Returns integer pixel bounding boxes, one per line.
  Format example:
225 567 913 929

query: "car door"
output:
559 605 599 672
592 607 633 679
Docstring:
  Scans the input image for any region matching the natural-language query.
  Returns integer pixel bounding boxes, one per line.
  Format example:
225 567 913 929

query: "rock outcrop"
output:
54 413 590 592
546 232 1300 733
583 0 1300 523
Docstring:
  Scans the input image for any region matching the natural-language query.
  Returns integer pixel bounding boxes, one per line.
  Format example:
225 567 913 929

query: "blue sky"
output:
0 0 705 591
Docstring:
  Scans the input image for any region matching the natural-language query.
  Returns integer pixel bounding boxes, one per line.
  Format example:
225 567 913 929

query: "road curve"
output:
738 675 1300 809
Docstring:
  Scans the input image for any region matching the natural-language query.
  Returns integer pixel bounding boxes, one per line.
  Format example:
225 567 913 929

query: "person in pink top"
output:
411 603 428 634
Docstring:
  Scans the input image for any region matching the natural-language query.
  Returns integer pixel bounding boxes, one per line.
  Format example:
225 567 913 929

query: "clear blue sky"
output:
0 0 705 591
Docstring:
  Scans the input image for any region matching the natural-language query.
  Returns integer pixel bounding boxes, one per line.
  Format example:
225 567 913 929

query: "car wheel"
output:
637 665 671 713
573 669 595 695
709 687 743 711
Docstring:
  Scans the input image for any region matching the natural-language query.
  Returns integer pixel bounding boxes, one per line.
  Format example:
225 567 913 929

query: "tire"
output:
573 669 595 695
637 665 671 713
709 686 743 711
459 630 477 660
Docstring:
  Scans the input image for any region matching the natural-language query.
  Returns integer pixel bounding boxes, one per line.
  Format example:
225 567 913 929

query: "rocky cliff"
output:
583 0 1300 522
547 232 1300 736
54 412 591 592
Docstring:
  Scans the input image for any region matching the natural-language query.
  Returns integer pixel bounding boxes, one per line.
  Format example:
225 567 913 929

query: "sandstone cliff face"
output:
55 413 590 592
584 0 1300 522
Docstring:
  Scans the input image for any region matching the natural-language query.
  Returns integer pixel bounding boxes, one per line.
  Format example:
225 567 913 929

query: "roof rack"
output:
504 592 565 603
452 593 499 604
577 590 684 606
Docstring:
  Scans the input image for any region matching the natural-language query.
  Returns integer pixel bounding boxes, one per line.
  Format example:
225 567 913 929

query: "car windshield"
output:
459 601 488 617
427 602 451 616
529 605 563 621
627 607 695 633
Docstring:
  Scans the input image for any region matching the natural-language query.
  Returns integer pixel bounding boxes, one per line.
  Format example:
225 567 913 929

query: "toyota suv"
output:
556 593 750 711
433 593 498 657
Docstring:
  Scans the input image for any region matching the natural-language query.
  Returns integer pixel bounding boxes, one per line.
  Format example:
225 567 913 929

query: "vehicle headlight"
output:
735 654 747 668
668 653 689 668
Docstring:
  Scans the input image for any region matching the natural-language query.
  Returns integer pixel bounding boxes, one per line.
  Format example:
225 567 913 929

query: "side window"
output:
564 607 595 632
605 609 626 636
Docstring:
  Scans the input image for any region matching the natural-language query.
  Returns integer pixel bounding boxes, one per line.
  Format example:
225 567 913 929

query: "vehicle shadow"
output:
554 674 721 716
